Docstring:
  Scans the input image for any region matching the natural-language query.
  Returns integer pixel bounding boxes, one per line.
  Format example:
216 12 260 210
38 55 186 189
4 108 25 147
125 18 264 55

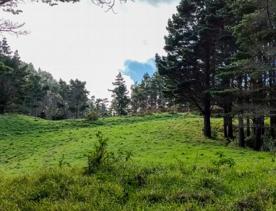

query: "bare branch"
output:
0 0 130 35
91 0 129 12
0 19 28 36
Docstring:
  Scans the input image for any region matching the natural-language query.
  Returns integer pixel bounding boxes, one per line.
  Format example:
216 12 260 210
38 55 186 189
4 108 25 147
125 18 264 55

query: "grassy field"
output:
0 113 275 210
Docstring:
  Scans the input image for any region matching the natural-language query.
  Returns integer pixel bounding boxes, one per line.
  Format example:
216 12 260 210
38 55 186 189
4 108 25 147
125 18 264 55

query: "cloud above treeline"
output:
139 0 179 6
122 59 156 83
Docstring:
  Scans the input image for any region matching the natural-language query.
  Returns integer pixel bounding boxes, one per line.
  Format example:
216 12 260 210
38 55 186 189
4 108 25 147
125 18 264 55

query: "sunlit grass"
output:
0 113 275 210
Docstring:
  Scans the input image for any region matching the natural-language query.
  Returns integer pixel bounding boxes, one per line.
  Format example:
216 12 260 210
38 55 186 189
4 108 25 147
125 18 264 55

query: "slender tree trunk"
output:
255 116 264 151
223 103 233 139
203 95 212 138
238 114 245 147
228 114 233 139
0 104 4 114
246 117 251 137
223 102 229 138
203 46 212 138
223 115 228 138
270 113 276 138
270 62 276 138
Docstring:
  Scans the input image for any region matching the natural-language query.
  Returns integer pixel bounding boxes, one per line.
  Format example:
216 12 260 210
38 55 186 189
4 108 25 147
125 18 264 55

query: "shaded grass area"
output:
0 113 275 210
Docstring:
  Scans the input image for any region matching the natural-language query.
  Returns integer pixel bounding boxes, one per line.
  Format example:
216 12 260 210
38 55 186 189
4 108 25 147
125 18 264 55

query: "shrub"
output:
85 131 108 175
262 132 276 152
86 111 99 122
85 131 132 175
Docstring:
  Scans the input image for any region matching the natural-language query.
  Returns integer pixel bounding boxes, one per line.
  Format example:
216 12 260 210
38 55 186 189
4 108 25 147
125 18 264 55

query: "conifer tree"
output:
109 73 130 116
68 79 89 119
156 0 231 138
227 0 276 150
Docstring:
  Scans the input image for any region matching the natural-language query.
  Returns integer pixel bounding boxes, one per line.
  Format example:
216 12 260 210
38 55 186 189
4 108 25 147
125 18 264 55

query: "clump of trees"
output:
0 38 91 119
109 72 181 116
131 73 165 114
130 72 181 114
156 0 276 151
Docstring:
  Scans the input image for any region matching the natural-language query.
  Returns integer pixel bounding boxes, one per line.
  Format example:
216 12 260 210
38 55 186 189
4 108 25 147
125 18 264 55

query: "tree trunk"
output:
246 117 251 137
223 115 228 138
203 44 212 139
0 104 4 114
238 114 245 147
270 114 276 138
254 116 264 151
270 75 276 138
223 104 233 139
203 95 211 138
224 115 233 138
228 115 233 139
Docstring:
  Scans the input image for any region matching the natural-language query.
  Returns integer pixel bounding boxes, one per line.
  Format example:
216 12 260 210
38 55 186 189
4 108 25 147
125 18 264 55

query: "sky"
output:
4 0 179 99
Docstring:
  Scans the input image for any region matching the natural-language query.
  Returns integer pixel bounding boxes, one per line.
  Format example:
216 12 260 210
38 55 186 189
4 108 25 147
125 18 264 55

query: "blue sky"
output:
122 59 156 82
5 0 179 99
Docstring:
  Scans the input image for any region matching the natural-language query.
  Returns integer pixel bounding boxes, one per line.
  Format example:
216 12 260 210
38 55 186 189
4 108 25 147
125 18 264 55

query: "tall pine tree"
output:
109 73 130 116
156 0 232 138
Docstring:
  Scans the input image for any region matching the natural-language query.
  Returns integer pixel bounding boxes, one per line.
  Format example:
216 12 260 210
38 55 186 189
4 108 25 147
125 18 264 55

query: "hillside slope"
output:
0 114 275 210
0 113 273 174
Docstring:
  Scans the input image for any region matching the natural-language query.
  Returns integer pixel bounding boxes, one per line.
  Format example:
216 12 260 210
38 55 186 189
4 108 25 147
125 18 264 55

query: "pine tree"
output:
0 38 12 56
223 0 276 150
0 40 28 113
68 79 89 119
109 73 130 116
156 0 232 138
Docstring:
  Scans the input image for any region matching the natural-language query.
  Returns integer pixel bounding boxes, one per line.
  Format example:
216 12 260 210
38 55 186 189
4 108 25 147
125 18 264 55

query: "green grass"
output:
0 113 275 210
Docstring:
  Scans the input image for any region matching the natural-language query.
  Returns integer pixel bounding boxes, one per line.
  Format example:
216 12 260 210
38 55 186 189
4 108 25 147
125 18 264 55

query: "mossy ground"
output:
0 113 275 210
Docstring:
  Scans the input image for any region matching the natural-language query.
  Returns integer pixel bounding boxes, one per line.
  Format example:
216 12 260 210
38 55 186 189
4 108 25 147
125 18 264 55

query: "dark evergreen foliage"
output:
109 73 130 116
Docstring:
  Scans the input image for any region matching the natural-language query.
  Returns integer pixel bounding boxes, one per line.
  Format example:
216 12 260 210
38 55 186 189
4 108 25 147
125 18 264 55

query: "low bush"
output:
85 131 132 175
86 111 99 122
85 131 109 175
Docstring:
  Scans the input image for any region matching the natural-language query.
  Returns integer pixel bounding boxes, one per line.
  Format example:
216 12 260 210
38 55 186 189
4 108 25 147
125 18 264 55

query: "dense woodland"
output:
0 0 276 152
156 0 276 151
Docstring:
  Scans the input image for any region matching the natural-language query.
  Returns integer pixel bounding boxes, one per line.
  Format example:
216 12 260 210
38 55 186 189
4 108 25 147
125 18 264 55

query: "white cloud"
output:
4 0 178 99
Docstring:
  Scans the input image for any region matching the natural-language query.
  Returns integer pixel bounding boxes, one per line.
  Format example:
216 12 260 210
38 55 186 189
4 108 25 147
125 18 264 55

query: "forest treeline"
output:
156 0 276 151
0 38 90 119
0 39 172 120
